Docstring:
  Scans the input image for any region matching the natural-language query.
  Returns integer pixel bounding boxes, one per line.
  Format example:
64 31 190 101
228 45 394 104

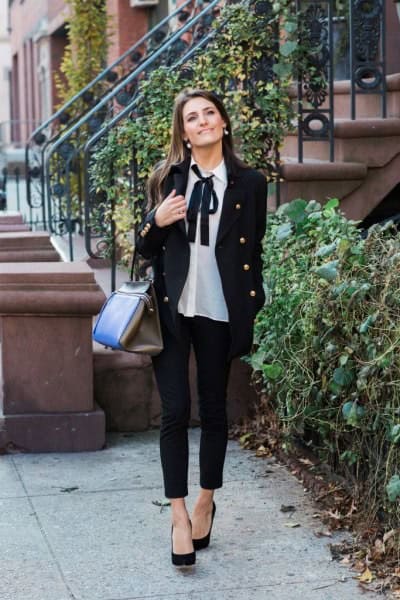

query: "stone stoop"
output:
0 262 106 452
278 77 400 221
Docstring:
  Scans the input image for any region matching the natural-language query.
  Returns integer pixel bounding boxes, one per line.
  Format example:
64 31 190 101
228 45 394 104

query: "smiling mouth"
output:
199 128 213 134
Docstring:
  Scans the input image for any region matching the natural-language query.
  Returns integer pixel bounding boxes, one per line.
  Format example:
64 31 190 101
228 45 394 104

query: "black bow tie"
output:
186 164 219 246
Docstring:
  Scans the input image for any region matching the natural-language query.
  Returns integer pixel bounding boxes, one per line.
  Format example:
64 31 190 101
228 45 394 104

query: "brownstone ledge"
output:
0 405 105 453
0 231 60 262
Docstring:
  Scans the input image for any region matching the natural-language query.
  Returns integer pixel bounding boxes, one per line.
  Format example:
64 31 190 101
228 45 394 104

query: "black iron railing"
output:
295 0 387 163
296 0 335 162
44 0 223 263
349 0 387 119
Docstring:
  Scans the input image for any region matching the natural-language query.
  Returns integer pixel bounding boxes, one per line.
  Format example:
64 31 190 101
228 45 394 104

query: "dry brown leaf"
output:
383 529 396 543
298 457 314 466
315 529 333 538
358 567 374 583
255 444 270 457
327 509 342 520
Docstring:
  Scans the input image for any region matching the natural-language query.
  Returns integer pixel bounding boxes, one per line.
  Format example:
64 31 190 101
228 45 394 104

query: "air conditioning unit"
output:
130 0 159 7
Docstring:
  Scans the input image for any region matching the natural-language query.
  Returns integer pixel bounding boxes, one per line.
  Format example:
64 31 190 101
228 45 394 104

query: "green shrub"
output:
251 198 400 528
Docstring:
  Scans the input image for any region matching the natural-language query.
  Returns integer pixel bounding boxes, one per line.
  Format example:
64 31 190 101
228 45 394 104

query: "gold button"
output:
163 296 169 302
235 203 241 210
240 237 246 244
243 264 250 271
250 290 256 297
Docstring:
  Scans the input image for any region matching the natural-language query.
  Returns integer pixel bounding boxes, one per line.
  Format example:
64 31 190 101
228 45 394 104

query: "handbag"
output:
93 248 163 356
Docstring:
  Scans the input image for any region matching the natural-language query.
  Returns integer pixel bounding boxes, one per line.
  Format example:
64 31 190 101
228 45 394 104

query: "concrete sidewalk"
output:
0 429 373 600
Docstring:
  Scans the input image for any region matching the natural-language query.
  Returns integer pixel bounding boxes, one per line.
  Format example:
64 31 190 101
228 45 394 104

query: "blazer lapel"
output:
216 168 247 245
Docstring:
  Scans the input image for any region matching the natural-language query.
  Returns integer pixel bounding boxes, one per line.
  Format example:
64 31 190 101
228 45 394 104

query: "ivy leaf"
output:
314 260 339 281
272 62 292 78
386 475 400 502
280 199 308 223
359 312 378 334
250 348 266 372
315 242 337 258
342 401 365 426
275 222 293 241
334 368 354 387
280 41 298 57
337 238 351 258
262 363 283 381
323 198 339 211
389 424 400 444
284 20 297 33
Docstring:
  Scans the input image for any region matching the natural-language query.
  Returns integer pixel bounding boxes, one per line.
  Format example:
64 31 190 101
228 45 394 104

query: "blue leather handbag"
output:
93 250 163 355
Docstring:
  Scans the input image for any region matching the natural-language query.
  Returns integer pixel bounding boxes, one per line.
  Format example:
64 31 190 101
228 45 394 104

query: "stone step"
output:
0 231 61 262
0 224 30 232
283 117 400 167
325 73 400 120
289 73 400 120
0 211 25 225
276 159 367 210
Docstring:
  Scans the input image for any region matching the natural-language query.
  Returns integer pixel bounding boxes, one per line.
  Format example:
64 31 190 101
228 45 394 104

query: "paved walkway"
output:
0 429 373 600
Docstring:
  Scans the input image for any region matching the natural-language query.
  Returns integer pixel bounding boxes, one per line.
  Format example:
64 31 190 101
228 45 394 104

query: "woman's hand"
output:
154 189 187 227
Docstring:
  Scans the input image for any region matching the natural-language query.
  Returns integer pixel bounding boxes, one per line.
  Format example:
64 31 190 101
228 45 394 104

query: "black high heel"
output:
192 501 216 551
171 521 196 567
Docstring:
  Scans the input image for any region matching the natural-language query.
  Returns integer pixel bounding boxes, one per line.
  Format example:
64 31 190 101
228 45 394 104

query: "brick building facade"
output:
8 0 164 144
0 0 11 148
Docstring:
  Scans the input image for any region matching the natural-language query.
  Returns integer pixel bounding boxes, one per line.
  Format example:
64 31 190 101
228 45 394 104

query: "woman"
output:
136 88 267 566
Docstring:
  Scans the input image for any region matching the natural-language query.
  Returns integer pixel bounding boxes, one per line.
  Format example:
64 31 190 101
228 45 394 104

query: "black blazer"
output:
136 156 267 359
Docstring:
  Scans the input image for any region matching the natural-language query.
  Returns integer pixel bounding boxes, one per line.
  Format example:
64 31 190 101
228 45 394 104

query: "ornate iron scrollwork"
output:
350 0 386 117
297 0 334 161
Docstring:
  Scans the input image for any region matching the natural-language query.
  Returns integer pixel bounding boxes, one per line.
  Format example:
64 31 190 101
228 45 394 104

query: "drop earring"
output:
223 128 229 136
185 140 192 149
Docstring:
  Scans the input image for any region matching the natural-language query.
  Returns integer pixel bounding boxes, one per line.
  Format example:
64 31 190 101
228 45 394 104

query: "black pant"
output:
152 315 231 498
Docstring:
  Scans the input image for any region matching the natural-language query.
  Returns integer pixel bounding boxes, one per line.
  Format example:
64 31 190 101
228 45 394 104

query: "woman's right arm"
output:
135 189 187 259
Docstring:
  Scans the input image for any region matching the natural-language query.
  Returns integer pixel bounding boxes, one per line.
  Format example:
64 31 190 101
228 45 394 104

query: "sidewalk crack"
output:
11 456 80 600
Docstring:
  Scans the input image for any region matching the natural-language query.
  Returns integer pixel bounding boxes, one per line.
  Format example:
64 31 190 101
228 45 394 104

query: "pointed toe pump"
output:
193 501 216 551
171 522 196 567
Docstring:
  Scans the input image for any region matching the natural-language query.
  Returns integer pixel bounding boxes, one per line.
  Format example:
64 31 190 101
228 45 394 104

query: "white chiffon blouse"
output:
177 157 229 322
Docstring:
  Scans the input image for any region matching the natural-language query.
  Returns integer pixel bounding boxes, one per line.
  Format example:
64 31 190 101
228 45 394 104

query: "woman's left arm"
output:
253 172 268 309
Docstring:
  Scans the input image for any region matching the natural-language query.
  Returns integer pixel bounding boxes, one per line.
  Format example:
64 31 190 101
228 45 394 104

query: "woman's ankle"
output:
193 491 214 511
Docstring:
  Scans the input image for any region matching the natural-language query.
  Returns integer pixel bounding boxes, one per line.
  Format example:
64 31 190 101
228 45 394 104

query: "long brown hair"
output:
147 88 247 208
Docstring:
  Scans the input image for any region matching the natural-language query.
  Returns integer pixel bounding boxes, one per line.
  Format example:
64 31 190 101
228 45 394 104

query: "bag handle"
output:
130 247 138 282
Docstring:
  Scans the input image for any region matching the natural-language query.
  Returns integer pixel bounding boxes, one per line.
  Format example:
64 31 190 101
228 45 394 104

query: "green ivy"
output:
250 199 400 528
55 0 111 110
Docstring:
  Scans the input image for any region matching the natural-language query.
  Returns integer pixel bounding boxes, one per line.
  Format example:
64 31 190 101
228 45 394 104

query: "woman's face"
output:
181 97 226 151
